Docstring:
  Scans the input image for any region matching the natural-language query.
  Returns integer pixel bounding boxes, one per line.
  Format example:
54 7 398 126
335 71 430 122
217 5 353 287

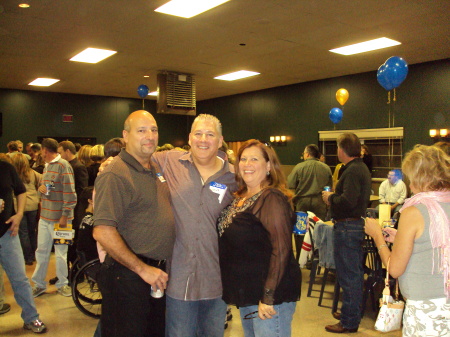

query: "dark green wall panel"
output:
198 59 449 164
0 90 190 149
1 59 448 161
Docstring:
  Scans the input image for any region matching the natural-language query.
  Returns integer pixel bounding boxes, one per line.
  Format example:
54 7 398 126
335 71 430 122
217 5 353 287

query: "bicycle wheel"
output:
71 258 102 318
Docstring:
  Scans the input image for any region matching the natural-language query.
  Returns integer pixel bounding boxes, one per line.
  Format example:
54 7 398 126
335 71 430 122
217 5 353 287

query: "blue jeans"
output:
333 219 365 329
18 210 38 263
32 219 69 289
165 295 227 337
0 264 4 307
0 231 40 324
239 302 296 337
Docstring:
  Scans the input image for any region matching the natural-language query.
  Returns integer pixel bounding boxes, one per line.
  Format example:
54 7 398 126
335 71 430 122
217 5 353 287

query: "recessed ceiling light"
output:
18 3 30 8
70 48 117 64
148 91 158 96
329 37 401 55
28 78 60 87
155 0 230 18
143 75 150 78
214 70 260 81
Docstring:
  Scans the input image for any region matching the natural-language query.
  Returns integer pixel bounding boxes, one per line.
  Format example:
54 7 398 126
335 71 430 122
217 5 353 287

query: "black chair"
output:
361 236 385 315
307 226 322 297
318 235 385 316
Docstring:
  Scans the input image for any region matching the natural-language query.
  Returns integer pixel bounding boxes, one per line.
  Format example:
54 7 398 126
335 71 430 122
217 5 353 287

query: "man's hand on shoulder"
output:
99 156 114 174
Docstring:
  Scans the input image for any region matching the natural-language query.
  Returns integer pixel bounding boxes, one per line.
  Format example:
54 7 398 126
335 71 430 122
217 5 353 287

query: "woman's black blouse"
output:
218 188 301 307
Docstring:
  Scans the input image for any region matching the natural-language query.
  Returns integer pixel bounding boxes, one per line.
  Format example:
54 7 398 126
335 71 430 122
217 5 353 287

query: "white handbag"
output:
374 259 405 333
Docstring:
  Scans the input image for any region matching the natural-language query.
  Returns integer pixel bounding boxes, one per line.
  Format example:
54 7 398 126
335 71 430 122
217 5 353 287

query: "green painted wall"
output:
0 90 191 149
1 59 448 160
198 59 450 164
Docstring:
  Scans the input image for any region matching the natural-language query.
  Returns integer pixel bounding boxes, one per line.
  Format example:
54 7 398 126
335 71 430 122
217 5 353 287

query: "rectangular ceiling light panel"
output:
214 70 260 81
155 0 230 18
28 78 60 86
70 48 117 64
329 37 401 55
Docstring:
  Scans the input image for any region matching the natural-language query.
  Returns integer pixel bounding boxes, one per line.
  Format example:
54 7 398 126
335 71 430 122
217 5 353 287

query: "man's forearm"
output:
93 225 145 274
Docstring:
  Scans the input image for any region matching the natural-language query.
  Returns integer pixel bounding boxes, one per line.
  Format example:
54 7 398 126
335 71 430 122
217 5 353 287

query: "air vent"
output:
157 72 196 116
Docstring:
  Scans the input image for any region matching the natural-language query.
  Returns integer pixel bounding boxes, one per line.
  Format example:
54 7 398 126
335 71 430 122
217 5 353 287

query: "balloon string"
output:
392 98 395 128
387 91 391 127
142 99 145 109
393 88 396 102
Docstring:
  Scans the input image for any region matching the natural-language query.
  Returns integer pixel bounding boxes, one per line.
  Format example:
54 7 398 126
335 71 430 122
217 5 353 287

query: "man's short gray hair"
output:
191 114 222 136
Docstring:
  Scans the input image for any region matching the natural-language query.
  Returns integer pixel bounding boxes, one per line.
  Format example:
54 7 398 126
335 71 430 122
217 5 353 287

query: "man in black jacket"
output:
322 133 371 334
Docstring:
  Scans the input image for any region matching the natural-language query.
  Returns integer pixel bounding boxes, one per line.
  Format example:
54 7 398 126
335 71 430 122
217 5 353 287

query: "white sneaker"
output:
57 285 71 297
32 286 46 298
23 319 47 333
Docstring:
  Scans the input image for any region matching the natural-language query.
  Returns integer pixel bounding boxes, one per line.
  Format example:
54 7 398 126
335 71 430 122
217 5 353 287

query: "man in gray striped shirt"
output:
31 138 76 298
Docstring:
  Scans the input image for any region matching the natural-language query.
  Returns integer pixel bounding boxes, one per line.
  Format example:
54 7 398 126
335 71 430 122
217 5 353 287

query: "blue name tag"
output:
156 173 166 183
209 182 227 203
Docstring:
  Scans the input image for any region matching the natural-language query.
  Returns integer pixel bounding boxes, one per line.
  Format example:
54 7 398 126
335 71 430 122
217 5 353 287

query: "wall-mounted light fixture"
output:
430 128 449 138
269 135 287 146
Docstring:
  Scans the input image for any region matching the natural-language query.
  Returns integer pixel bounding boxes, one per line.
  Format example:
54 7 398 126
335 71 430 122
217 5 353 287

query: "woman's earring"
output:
266 171 270 176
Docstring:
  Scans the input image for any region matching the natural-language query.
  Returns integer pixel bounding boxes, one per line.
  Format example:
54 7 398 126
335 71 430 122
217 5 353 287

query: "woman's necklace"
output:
237 188 265 207
218 188 266 236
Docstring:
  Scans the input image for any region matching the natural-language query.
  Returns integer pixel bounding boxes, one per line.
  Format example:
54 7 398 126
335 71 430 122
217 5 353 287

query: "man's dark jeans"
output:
97 257 166 337
333 219 365 330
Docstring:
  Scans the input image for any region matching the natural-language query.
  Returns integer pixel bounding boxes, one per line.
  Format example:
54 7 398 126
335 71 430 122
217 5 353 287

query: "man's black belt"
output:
332 217 362 223
137 254 166 267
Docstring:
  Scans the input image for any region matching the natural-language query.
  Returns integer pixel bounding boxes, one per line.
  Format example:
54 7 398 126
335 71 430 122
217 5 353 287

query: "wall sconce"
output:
269 135 287 146
430 128 449 138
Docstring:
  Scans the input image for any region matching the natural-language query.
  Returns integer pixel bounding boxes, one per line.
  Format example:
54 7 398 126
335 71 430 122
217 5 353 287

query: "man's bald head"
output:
124 110 155 132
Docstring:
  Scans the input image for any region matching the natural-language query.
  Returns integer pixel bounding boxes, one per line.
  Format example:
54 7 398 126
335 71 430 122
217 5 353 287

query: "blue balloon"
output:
137 84 149 98
329 108 343 124
377 64 394 91
377 57 408 90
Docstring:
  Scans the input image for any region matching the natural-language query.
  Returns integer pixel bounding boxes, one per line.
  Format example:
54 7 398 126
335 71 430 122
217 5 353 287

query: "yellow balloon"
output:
336 88 349 106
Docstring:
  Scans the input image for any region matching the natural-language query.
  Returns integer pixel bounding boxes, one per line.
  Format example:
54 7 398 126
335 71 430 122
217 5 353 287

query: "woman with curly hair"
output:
365 145 450 336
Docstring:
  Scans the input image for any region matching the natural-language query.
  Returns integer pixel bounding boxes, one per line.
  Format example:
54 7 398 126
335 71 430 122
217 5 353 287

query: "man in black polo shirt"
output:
322 133 371 333
93 110 175 337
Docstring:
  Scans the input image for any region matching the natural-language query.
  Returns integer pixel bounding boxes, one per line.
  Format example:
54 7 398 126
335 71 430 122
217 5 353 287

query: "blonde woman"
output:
77 145 93 168
87 144 104 186
365 145 450 336
11 154 42 265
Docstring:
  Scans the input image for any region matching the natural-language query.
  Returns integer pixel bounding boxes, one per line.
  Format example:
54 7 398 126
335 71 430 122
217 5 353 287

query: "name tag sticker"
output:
209 182 227 203
156 173 166 183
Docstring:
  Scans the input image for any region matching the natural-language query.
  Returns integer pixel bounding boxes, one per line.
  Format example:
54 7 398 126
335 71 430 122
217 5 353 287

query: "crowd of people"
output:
0 115 449 337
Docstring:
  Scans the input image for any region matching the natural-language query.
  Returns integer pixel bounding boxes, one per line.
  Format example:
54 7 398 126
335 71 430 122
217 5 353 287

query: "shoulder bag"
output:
374 258 405 332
